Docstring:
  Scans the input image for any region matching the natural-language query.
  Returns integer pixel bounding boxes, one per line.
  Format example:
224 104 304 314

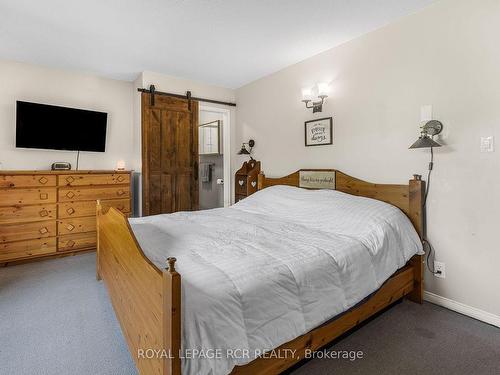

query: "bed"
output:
96 169 425 375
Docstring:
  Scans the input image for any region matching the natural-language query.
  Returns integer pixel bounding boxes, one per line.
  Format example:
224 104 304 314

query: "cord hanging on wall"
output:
409 119 443 274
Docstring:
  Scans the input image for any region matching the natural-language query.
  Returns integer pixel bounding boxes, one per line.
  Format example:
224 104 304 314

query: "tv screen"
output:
16 101 107 152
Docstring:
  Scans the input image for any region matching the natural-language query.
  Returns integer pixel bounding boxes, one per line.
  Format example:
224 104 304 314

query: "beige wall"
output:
236 0 500 319
0 60 134 170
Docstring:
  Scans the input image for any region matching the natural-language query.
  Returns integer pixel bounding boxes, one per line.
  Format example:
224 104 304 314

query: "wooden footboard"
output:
96 201 181 375
231 264 416 375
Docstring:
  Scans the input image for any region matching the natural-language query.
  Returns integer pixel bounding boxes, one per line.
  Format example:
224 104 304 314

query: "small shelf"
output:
234 160 260 203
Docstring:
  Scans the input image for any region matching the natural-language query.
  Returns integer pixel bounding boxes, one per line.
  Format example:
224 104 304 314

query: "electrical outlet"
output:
434 261 446 279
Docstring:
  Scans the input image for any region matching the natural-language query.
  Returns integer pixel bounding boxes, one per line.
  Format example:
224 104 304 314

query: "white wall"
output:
236 0 500 319
0 60 134 170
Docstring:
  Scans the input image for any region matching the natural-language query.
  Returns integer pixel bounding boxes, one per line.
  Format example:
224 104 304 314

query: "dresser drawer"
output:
58 232 96 252
59 199 130 218
58 173 130 186
0 175 56 188
0 220 56 243
0 188 57 206
58 216 96 236
58 186 129 202
0 204 57 224
0 238 57 262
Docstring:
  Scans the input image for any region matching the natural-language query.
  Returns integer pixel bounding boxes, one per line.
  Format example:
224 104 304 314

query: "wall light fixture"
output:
302 83 329 113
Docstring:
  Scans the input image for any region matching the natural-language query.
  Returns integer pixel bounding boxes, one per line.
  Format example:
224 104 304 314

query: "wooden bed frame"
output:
96 169 425 375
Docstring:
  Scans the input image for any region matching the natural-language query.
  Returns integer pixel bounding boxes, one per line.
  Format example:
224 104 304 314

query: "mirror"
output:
199 120 220 155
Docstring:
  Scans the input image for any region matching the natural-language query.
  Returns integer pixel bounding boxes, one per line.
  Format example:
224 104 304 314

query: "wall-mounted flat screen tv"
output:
16 101 107 152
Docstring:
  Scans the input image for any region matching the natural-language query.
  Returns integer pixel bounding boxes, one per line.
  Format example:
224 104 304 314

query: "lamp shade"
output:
301 88 313 101
409 135 442 149
317 82 329 96
237 144 251 155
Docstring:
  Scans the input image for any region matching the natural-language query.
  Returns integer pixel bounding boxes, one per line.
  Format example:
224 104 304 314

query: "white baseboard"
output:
424 291 500 328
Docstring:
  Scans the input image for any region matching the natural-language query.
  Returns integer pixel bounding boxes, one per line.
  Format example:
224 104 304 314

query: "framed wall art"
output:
304 117 333 146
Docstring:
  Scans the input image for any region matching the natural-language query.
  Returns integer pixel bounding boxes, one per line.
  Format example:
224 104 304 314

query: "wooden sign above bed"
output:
299 170 336 189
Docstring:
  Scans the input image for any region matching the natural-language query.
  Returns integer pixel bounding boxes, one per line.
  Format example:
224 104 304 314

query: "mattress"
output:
129 185 423 375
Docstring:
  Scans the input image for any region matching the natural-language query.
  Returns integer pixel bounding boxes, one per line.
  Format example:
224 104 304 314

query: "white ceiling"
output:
0 0 436 88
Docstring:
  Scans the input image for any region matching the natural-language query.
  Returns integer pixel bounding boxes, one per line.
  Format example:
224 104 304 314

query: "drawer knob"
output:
117 175 125 182
40 193 48 200
66 240 75 248
39 227 48 234
39 209 49 217
66 208 75 215
66 177 75 184
117 190 125 196
251 181 257 188
39 177 48 185
238 180 245 186
66 191 75 199
66 224 75 232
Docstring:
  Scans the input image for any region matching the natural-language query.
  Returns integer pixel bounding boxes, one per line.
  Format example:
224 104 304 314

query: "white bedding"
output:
129 185 423 375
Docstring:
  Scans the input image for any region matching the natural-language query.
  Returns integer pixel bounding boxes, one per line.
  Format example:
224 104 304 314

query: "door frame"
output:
199 105 231 207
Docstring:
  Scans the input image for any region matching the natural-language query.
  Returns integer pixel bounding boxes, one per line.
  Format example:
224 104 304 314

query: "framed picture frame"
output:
304 117 333 147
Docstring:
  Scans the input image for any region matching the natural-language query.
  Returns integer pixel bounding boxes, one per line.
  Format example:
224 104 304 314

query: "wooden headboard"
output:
257 169 425 239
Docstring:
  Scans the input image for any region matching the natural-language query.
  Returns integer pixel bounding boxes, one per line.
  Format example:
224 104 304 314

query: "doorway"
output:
198 105 231 209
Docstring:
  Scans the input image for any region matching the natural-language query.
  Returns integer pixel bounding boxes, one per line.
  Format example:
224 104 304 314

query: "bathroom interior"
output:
198 110 224 210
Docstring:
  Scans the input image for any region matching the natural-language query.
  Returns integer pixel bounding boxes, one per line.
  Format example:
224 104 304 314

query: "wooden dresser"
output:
0 170 132 265
234 160 261 203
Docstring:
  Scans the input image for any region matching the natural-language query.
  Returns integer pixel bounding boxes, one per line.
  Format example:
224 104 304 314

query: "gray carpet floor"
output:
1 253 499 375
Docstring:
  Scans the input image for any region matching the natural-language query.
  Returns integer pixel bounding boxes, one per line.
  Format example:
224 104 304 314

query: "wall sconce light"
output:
409 120 443 206
302 83 329 113
409 120 443 149
409 119 443 276
237 139 255 160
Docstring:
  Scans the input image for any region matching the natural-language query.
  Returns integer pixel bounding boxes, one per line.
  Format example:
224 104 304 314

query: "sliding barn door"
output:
142 93 199 215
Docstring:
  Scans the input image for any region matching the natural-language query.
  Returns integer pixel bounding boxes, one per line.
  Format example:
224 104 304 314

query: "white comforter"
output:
129 185 423 375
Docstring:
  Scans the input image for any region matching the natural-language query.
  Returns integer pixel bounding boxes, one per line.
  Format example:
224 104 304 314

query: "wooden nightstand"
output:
234 160 260 203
